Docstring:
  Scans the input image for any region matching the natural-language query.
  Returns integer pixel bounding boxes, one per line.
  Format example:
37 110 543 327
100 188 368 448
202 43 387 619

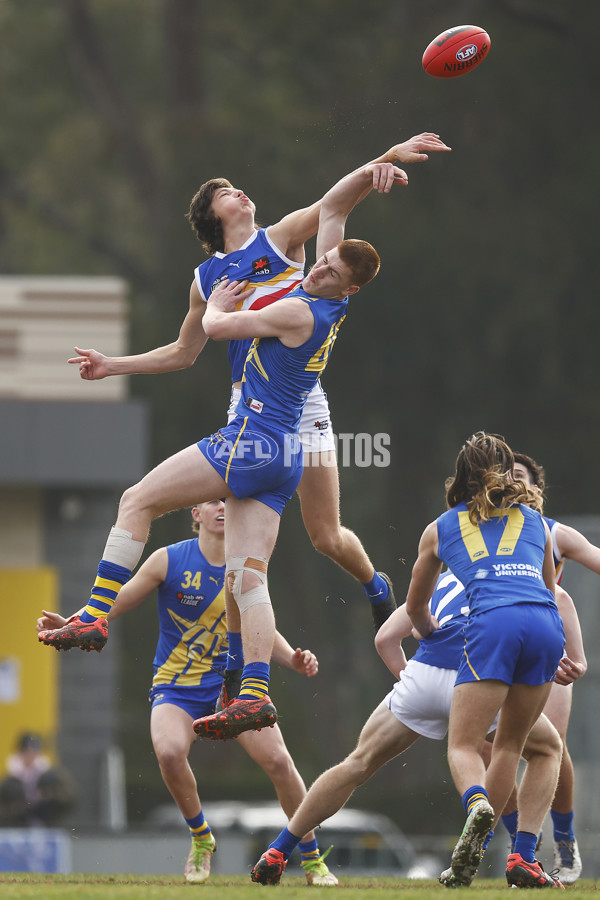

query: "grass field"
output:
0 874 598 900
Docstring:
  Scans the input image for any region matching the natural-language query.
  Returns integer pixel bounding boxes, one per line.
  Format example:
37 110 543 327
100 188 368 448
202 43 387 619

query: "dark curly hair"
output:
513 451 546 493
186 178 233 256
445 432 542 524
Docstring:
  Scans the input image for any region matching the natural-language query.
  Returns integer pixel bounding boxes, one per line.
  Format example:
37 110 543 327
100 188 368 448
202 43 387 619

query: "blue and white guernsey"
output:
413 571 469 670
194 227 304 383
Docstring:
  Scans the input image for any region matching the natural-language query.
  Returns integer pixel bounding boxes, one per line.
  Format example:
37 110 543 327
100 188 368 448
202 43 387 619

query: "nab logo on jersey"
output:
252 256 271 276
177 592 203 606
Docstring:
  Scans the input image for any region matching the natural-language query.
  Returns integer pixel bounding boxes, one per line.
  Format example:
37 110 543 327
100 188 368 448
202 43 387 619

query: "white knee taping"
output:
226 556 271 614
103 527 146 571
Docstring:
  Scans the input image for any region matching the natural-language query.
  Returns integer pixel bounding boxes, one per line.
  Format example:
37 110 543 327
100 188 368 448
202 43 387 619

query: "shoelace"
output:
301 844 333 873
555 840 575 867
192 834 215 866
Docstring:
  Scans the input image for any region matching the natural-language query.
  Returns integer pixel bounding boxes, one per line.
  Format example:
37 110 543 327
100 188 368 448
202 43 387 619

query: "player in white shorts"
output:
249 568 584 886
65 134 452 650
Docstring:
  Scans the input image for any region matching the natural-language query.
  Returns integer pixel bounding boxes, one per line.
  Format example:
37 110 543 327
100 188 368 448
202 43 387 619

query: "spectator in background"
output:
0 732 75 827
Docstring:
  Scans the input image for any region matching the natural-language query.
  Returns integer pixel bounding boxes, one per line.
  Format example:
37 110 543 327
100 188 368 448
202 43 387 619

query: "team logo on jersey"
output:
252 256 271 276
210 276 227 293
313 419 330 431
177 592 204 606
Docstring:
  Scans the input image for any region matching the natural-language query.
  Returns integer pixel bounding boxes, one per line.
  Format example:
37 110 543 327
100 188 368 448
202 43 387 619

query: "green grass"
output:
0 874 598 900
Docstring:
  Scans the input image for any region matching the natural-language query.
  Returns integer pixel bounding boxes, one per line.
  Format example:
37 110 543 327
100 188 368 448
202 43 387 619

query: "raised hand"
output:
387 132 452 164
366 162 409 193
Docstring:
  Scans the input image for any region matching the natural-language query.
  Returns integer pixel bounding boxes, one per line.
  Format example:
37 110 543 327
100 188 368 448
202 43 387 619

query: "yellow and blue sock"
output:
299 838 319 865
80 560 131 623
185 810 212 841
362 571 389 605
462 785 489 816
239 661 270 700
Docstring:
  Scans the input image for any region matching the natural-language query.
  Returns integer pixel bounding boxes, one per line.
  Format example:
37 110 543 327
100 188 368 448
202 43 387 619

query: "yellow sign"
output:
0 568 58 770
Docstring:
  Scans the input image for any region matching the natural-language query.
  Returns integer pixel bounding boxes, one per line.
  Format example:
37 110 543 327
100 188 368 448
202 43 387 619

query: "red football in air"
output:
422 25 491 78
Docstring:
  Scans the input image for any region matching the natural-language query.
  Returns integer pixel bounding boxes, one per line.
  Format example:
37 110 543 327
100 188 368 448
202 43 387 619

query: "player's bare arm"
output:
204 278 314 345
374 602 412 677
271 632 318 678
556 523 600 575
405 521 443 639
105 549 168 620
268 133 451 260
554 585 587 686
68 280 208 379
36 550 168 634
542 525 557 594
316 162 406 258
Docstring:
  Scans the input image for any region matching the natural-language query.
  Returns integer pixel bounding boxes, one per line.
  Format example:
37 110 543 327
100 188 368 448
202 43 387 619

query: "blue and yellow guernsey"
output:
194 228 304 383
436 502 556 616
235 287 348 434
152 539 227 689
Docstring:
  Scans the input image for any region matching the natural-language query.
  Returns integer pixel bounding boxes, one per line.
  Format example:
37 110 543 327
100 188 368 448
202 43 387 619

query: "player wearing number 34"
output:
406 431 565 888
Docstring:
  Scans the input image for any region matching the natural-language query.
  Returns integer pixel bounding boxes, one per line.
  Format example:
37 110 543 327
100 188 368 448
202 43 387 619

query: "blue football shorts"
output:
197 416 303 515
148 683 219 720
456 602 565 686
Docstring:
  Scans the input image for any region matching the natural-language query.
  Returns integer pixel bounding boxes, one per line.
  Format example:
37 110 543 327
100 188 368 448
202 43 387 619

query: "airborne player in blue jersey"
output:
39 145 417 739
59 133 451 653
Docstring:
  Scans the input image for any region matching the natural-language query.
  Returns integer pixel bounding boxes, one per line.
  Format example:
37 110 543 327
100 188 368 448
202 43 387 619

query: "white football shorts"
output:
227 381 336 454
384 659 499 741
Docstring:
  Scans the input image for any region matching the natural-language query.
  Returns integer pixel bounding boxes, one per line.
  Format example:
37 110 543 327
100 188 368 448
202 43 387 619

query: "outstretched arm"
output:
36 549 167 633
315 156 409 258
68 281 208 379
556 523 600 576
268 133 451 259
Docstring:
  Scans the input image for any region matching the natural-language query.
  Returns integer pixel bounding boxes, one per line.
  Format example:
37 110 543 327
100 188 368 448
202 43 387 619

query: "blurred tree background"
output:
2 0 599 835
